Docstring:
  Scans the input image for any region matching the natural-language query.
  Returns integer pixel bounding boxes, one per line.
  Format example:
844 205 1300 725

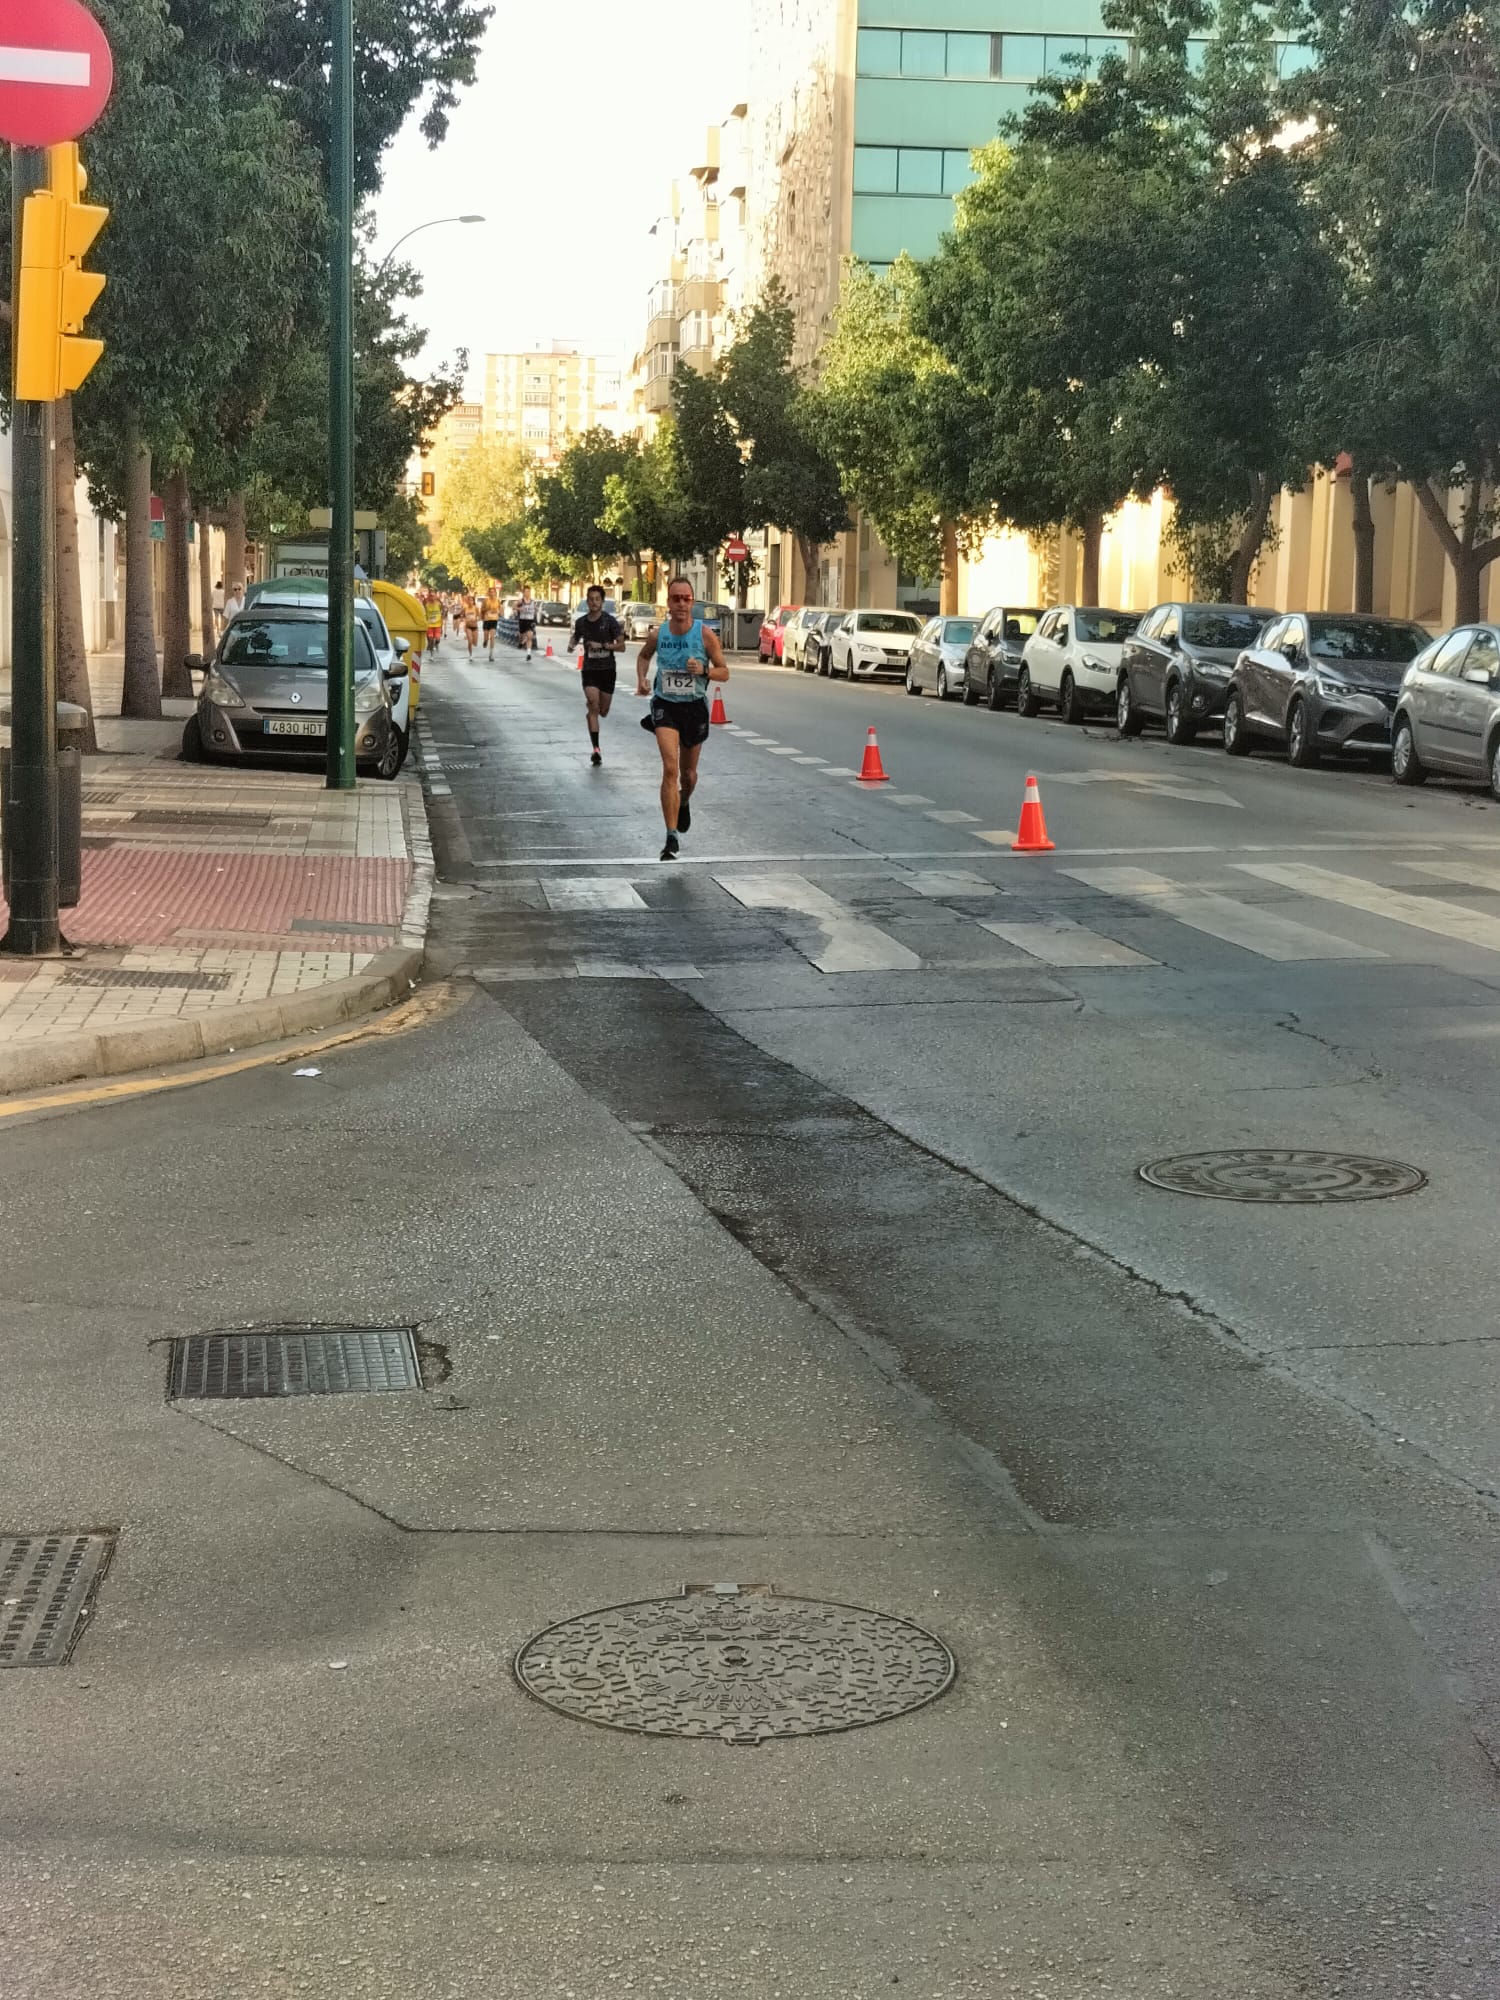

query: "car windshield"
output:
222 618 374 674
1309 617 1430 663
1075 612 1140 643
860 612 923 634
943 619 978 644
1183 608 1269 649
1001 612 1040 642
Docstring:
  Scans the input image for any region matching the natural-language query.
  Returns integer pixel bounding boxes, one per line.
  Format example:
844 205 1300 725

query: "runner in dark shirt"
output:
571 585 627 767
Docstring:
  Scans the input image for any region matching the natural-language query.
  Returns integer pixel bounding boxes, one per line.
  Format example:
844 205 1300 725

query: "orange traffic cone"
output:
575 648 585 672
545 641 553 657
710 687 730 726
1012 773 1056 852
856 726 890 783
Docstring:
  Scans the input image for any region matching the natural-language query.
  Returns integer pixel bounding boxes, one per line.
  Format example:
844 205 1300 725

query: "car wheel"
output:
1392 715 1426 786
963 673 980 707
1017 667 1040 718
1059 670 1084 725
937 667 950 701
1488 732 1500 802
1286 697 1320 768
179 715 205 763
905 665 921 696
376 724 403 782
1164 679 1197 745
1222 688 1251 757
987 667 1006 712
1116 673 1143 737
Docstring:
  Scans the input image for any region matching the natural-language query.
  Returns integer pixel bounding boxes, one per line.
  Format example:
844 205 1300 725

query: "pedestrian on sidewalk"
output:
637 577 729 861
222 581 244 627
572 583 627 767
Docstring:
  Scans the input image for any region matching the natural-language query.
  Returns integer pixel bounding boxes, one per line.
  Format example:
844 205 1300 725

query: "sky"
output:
374 0 750 397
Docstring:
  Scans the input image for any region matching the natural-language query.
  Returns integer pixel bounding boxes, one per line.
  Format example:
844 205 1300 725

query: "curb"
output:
0 769 434 1100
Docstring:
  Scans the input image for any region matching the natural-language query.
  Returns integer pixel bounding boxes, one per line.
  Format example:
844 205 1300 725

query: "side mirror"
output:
395 636 411 656
385 658 410 679
1281 640 1301 664
1461 664 1493 685
185 652 206 673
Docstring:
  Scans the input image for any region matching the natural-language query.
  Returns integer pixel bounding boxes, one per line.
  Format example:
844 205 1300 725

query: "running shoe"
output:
591 750 602 767
660 832 679 861
676 795 691 835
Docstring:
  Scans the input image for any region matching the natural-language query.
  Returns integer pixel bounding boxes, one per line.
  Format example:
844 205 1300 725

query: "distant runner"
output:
481 581 502 660
463 594 480 657
636 579 729 861
516 588 538 658
570 584 626 767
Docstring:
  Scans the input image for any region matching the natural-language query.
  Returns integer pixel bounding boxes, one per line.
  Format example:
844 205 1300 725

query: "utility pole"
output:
326 0 356 789
3 145 59 955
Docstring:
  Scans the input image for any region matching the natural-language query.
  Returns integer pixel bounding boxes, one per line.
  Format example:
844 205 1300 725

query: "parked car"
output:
1392 624 1500 793
827 609 924 681
806 611 848 675
962 606 1043 708
783 606 829 671
692 599 733 636
1017 606 1141 722
537 600 570 627
622 602 658 641
571 597 620 622
758 603 801 662
1117 602 1274 742
248 584 411 766
185 606 402 778
905 616 980 699
1223 612 1431 766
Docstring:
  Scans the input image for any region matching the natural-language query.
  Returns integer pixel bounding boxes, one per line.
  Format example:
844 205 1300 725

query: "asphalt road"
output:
4 631 1500 1997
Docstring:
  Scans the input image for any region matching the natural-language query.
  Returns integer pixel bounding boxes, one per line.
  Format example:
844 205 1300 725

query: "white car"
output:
1018 605 1143 724
829 609 925 681
249 585 412 765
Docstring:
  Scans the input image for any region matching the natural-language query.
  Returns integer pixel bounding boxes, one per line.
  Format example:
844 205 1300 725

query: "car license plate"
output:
264 717 324 737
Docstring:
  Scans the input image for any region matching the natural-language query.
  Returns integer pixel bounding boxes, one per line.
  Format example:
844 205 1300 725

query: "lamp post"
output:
375 213 485 281
326 0 356 790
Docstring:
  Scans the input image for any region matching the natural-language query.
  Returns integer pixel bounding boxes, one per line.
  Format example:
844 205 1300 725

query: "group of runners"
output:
426 578 727 862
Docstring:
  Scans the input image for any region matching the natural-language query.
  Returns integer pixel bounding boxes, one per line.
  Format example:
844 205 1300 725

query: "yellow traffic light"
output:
15 143 108 404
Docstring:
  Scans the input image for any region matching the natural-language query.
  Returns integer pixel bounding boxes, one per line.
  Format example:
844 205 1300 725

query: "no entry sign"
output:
725 537 750 563
0 0 113 148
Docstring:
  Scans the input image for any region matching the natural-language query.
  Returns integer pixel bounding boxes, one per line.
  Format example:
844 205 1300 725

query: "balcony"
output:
643 372 675 413
680 276 722 316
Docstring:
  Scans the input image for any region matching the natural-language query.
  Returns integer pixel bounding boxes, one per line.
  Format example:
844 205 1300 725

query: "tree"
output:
601 418 715 571
536 430 639 573
668 364 745 563
428 442 530 587
465 515 567 592
1291 0 1500 620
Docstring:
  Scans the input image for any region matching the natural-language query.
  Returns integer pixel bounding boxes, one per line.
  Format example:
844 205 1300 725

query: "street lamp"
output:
375 214 485 279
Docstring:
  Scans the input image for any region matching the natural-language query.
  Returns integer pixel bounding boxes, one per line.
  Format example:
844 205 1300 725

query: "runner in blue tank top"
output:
636 577 731 861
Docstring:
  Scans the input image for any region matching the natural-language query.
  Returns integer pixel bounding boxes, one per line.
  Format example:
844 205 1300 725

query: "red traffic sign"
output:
724 537 750 563
0 0 113 148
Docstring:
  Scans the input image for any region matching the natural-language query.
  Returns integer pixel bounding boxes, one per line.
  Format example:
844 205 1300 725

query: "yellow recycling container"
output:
369 580 430 712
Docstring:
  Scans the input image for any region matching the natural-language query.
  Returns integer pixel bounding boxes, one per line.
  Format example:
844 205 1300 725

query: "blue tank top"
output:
653 618 709 703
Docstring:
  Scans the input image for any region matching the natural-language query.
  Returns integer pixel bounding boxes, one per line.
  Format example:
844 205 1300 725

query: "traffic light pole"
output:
2 145 60 956
325 0 356 790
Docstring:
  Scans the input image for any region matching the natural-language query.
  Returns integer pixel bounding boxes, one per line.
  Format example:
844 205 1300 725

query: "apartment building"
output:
484 346 629 468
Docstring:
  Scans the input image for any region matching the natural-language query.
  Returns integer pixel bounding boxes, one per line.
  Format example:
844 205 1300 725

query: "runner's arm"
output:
608 616 627 653
635 628 658 695
703 629 730 682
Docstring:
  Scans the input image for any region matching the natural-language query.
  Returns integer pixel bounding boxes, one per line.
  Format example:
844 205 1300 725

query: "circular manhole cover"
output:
1139 1148 1427 1204
514 1585 956 1744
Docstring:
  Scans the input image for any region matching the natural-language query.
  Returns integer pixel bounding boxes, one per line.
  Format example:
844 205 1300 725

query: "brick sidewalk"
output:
0 720 431 1093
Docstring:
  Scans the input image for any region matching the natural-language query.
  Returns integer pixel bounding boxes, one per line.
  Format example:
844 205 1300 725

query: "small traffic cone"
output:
709 687 730 726
545 641 553 657
856 725 890 783
1012 773 1056 853
575 648 585 672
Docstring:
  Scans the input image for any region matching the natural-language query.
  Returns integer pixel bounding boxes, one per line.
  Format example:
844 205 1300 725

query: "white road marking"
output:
574 958 655 978
1402 857 1500 894
980 917 1155 967
1238 861 1500 954
742 736 779 746
902 871 1000 899
475 966 575 982
926 808 979 824
1070 865 1382 960
646 962 705 981
819 767 861 778
791 755 827 765
889 794 935 806
716 873 921 974
542 879 648 912
766 746 803 757
0 48 91 86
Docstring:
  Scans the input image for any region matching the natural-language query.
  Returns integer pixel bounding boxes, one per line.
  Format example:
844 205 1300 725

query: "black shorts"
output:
518 619 536 637
483 620 497 634
647 696 711 747
581 665 617 694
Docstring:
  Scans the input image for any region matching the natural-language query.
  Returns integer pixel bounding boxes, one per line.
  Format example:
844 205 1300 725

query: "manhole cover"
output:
0 1533 115 1667
168 1326 422 1399
1139 1148 1427 1204
63 967 232 992
515 1584 956 1744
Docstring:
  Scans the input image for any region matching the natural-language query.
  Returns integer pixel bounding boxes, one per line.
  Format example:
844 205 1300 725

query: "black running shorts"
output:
648 696 711 747
581 665 617 694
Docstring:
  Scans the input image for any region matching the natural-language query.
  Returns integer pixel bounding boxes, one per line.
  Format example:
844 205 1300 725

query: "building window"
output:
858 25 1011 79
853 146 898 194
854 147 972 199
896 148 943 195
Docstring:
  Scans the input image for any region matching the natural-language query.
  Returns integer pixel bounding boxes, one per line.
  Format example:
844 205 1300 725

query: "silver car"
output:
1392 623 1500 795
1223 612 1430 766
784 605 830 672
622 602 657 641
185 606 402 778
905 616 979 700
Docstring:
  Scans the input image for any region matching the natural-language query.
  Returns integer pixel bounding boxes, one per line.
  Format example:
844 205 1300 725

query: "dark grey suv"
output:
1223 612 1431 766
962 606 1042 709
1117 603 1273 743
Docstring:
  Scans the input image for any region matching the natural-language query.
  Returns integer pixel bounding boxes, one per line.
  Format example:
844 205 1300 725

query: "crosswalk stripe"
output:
888 794 935 806
980 916 1155 967
902 870 1000 898
766 746 803 756
1238 861 1500 954
791 755 827 765
1402 857 1500 894
645 962 704 981
819 766 860 778
575 958 655 978
542 879 648 912
1067 865 1382 960
926 808 979 824
716 873 921 973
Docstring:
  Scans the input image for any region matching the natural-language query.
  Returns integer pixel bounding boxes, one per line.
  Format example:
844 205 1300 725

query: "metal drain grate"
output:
1139 1148 1427 1204
0 1533 115 1667
62 967 233 993
168 1326 422 1399
515 1584 957 1745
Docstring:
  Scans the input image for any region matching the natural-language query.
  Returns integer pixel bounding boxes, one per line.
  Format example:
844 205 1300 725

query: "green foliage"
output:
602 418 717 567
429 443 530 588
669 364 746 557
465 515 568 590
537 430 640 568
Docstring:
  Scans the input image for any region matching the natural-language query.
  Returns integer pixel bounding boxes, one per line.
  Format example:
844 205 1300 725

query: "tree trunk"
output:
940 519 960 614
1454 545 1486 625
1412 475 1499 626
197 505 216 655
161 466 193 697
795 534 822 602
1080 512 1104 604
1228 472 1275 605
53 397 98 753
1349 457 1376 614
225 490 248 595
121 409 162 720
